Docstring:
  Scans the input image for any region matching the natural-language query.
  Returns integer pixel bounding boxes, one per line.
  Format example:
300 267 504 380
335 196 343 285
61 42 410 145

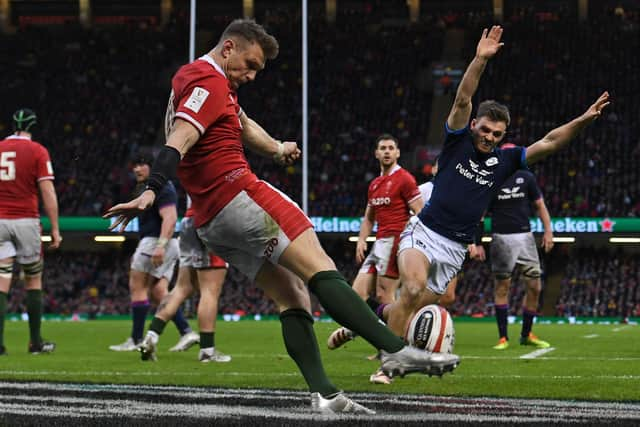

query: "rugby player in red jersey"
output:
106 19 459 414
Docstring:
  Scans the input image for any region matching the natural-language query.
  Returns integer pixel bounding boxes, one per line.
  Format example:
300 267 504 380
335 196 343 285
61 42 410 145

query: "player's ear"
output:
470 118 477 129
221 39 235 58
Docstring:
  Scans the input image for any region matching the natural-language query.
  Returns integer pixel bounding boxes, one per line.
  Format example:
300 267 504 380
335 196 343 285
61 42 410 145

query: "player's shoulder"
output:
396 166 418 183
174 59 226 89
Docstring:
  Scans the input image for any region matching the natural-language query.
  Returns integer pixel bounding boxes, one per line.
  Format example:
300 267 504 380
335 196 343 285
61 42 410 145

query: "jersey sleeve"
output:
156 181 178 209
35 145 54 181
174 75 227 135
502 147 528 174
401 172 421 204
526 171 543 202
443 122 470 148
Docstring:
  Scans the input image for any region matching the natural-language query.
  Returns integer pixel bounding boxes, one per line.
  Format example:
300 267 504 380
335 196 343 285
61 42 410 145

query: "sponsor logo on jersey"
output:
455 162 494 187
370 197 391 206
497 186 525 200
485 157 499 166
516 177 524 184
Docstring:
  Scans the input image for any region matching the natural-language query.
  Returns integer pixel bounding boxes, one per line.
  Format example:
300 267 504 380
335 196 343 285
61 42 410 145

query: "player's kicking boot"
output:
311 392 375 414
380 346 460 378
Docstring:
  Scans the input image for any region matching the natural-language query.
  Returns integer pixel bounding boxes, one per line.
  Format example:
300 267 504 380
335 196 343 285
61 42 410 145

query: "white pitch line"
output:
520 347 556 359
583 334 599 338
612 326 631 332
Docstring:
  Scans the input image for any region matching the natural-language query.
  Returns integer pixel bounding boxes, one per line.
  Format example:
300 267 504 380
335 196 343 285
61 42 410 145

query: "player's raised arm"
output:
526 91 610 165
447 26 504 131
240 113 300 165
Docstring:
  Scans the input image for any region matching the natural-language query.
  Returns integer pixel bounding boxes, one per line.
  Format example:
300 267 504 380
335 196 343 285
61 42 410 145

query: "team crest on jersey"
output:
516 177 524 184
485 157 499 166
184 87 210 113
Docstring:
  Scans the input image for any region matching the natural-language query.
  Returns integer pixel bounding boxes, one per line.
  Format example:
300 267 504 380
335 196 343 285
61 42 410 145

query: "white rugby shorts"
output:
398 216 467 295
130 237 179 281
0 218 42 264
196 179 312 281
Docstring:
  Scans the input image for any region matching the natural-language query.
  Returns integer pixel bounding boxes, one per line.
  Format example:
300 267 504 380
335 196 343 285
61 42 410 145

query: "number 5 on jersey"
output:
0 151 16 181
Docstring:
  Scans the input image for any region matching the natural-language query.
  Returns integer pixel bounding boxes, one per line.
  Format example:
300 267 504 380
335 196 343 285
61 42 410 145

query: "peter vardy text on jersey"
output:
455 162 494 187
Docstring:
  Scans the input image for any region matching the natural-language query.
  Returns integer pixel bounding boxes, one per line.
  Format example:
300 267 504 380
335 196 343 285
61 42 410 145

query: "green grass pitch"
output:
0 319 637 401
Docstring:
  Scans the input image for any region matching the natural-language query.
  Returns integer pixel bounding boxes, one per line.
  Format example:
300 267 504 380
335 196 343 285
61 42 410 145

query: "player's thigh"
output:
490 233 519 276
397 248 429 292
2 219 41 265
352 271 376 298
516 233 542 279
255 261 311 312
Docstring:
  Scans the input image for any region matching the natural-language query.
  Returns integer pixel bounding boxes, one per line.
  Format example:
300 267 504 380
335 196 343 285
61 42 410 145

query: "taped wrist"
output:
146 146 181 195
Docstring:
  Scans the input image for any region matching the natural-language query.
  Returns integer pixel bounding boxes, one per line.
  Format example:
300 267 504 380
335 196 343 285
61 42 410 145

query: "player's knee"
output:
22 260 43 277
399 281 425 308
0 262 13 279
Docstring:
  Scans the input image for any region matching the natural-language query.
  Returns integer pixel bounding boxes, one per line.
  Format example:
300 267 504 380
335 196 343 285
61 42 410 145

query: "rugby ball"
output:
405 304 455 353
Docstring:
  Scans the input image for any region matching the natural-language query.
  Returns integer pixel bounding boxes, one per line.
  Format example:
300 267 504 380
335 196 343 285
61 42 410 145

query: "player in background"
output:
109 156 197 352
139 195 231 362
0 108 60 355
488 144 554 350
105 19 459 414
327 134 422 348
327 133 423 385
378 26 609 345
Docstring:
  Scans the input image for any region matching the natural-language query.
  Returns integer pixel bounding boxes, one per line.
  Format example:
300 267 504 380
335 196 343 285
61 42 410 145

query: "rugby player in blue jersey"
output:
488 159 554 350
380 26 610 339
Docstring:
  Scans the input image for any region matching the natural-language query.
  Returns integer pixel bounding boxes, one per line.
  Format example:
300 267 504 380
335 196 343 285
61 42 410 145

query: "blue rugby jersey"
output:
489 170 542 234
138 180 178 238
418 124 527 243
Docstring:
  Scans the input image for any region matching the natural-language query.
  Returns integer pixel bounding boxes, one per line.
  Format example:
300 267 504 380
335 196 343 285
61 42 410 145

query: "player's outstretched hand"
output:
477 25 504 60
275 141 301 165
583 91 610 123
103 190 156 232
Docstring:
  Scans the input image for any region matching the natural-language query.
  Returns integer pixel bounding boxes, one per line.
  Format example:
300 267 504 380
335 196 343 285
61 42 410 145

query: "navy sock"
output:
172 307 191 336
521 308 537 338
131 300 150 343
495 304 509 340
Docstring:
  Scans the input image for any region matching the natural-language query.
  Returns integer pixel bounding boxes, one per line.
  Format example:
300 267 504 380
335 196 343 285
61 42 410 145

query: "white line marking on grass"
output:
612 326 631 332
462 355 640 361
583 334 599 338
519 347 556 359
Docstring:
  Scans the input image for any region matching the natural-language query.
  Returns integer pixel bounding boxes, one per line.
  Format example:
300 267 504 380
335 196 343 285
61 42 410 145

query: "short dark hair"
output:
476 100 510 127
375 133 399 150
220 19 279 60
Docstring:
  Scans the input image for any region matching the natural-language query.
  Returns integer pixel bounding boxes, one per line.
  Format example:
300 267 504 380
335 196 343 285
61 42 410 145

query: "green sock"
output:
149 317 167 335
280 308 338 397
0 291 7 347
200 332 214 349
308 270 404 353
25 290 43 345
